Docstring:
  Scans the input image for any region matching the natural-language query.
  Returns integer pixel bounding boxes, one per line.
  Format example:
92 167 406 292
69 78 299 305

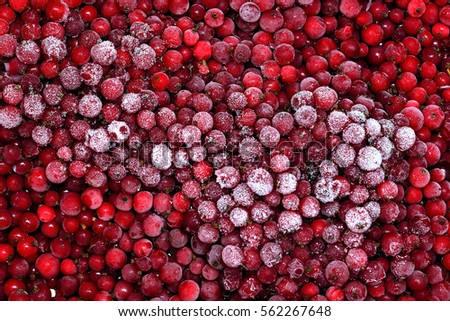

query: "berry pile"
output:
0 0 449 301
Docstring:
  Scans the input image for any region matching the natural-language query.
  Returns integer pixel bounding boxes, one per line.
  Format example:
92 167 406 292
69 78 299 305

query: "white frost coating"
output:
328 110 349 134
363 201 381 221
300 197 320 218
121 35 140 52
107 121 130 143
80 63 103 86
260 242 283 267
247 168 274 196
365 118 381 137
227 92 247 110
357 146 382 171
232 183 254 207
319 160 339 178
78 94 102 118
23 94 46 120
188 146 206 162
151 144 172 170
259 126 280 148
343 231 364 248
394 126 416 151
90 41 117 66
85 128 110 153
217 195 235 213
278 211 302 233
222 245 244 268
373 136 394 160
121 93 142 113
332 144 355 168
138 165 161 187
345 207 372 233
276 172 297 195
314 178 341 203
379 119 395 138
215 166 240 189
32 125 52 146
347 110 366 123
295 105 317 128
290 90 314 109
198 201 218 222
250 201 273 223
41 36 67 61
132 44 156 70
0 106 22 129
181 125 202 147
173 149 189 168
230 207 249 227
342 123 365 145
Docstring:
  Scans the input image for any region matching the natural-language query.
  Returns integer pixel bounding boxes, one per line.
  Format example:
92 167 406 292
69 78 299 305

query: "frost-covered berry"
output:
78 94 102 118
121 93 142 114
16 40 41 64
0 106 22 129
295 105 317 128
80 63 103 86
227 92 247 110
260 242 283 267
132 44 156 70
232 183 254 207
314 178 341 203
328 110 349 134
345 207 372 233
85 128 111 153
217 194 235 213
347 110 366 123
181 125 202 147
151 144 172 170
343 123 365 145
22 94 46 120
121 35 140 51
373 136 394 160
60 66 82 90
313 86 338 110
90 41 117 66
363 201 381 221
251 201 273 223
32 125 52 146
300 196 320 218
107 121 130 143
247 168 274 196
319 160 339 178
332 144 355 168
222 245 244 268
394 126 416 151
129 22 152 42
276 172 297 195
215 166 240 189
41 36 67 61
57 146 72 161
379 119 396 138
278 211 302 233
138 165 161 187
259 126 280 148
365 118 381 137
290 90 314 109
356 146 382 171
198 200 219 222
230 207 249 227
270 154 290 173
